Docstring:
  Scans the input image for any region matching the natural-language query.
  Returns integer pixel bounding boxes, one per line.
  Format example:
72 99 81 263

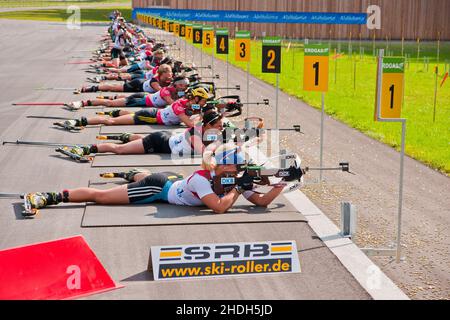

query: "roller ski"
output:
96 132 132 143
53 119 84 132
0 192 43 217
100 168 150 182
55 146 93 163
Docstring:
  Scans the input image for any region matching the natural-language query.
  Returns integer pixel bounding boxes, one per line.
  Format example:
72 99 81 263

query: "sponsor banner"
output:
150 240 301 280
132 9 367 24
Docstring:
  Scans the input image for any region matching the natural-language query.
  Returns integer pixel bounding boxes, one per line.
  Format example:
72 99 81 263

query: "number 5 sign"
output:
378 57 404 119
202 26 214 49
235 31 251 62
262 37 281 73
303 44 329 92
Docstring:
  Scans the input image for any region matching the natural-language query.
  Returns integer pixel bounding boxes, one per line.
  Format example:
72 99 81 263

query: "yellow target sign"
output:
203 26 214 49
185 24 193 42
378 57 405 119
303 44 329 92
235 31 251 62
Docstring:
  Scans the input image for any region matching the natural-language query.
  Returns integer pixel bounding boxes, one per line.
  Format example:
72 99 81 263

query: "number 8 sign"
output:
262 37 281 73
303 44 329 92
235 31 251 62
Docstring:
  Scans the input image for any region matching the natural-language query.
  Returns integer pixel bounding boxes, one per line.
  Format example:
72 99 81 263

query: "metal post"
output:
396 121 406 263
212 48 214 80
200 45 203 76
319 92 325 182
246 61 250 117
226 54 229 95
373 49 407 263
275 74 280 129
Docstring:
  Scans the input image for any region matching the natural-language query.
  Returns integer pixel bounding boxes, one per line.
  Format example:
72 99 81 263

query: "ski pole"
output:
12 102 67 106
216 85 240 90
2 140 81 148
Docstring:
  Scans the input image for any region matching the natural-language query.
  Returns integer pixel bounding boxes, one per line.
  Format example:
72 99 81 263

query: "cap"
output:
215 148 246 165
202 111 222 126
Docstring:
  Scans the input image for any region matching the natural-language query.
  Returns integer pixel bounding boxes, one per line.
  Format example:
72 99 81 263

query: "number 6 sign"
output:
303 44 329 92
262 37 281 73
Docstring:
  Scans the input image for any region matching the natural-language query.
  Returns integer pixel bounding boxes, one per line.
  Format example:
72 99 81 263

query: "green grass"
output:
196 39 450 174
0 7 131 21
0 1 130 8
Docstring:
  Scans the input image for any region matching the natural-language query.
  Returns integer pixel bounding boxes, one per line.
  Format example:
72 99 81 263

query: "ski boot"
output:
53 119 84 132
80 85 99 93
96 132 132 143
55 146 93 162
64 101 84 111
100 168 150 182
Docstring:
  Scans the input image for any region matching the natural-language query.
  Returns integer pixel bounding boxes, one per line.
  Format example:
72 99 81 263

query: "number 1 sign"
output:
303 44 329 92
379 57 404 119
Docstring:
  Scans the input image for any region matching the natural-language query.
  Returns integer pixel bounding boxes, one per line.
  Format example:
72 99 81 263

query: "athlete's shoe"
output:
66 101 83 110
68 145 91 157
64 119 81 127
26 192 48 209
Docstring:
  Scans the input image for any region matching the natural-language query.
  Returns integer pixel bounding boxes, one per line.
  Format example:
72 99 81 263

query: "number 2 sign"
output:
262 37 281 73
303 44 329 92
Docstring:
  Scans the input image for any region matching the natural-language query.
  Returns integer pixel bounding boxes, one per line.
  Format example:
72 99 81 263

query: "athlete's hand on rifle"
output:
285 165 303 181
237 172 254 191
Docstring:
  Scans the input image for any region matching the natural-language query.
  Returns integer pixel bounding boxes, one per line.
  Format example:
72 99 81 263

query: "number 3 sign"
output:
303 44 329 92
262 37 281 73
235 31 251 62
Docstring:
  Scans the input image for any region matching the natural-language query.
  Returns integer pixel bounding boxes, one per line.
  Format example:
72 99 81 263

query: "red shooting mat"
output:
0 235 123 300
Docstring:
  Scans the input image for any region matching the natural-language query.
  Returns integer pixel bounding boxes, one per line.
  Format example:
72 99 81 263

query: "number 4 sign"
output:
262 37 281 73
303 44 329 92
216 28 229 54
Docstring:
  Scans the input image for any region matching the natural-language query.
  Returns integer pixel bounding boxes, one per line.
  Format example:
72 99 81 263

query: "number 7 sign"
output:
303 44 329 92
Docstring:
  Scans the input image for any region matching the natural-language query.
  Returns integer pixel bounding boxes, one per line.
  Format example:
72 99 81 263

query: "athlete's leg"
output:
97 138 145 155
86 114 135 125
66 185 129 204
98 83 124 92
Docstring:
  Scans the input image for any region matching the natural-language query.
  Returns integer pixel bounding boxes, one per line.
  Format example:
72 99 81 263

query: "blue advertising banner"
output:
133 8 366 25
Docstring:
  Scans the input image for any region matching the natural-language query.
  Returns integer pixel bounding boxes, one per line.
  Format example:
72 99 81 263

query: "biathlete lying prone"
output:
68 76 189 110
64 110 225 158
58 87 210 129
24 144 286 214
